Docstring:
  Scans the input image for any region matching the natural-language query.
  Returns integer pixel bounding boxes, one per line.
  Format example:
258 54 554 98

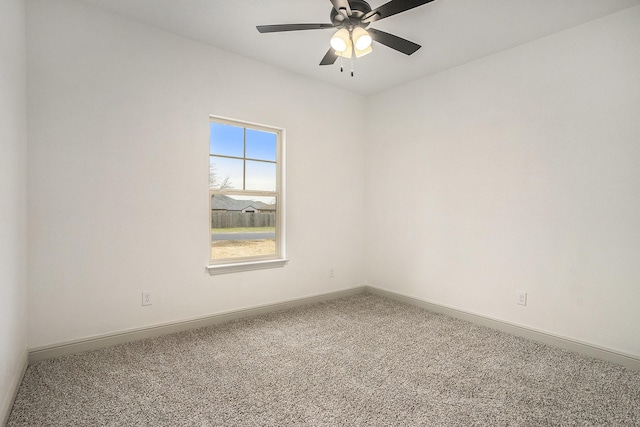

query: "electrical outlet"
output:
516 291 527 306
329 267 334 278
142 291 152 306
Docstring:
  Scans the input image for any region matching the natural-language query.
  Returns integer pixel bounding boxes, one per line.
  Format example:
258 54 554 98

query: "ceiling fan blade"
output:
257 23 335 33
330 0 352 16
319 48 338 66
363 0 436 23
368 28 421 55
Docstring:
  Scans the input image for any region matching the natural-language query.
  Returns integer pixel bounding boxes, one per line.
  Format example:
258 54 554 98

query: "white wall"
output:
365 6 640 357
0 0 28 421
26 0 365 348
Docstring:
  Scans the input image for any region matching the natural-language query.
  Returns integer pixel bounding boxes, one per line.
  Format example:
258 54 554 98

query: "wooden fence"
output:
211 211 276 228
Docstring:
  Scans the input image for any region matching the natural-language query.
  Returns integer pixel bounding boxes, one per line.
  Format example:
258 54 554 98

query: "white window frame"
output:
207 115 287 275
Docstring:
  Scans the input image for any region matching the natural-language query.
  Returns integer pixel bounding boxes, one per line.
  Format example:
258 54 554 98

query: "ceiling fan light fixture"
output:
330 28 350 52
335 43 353 58
352 26 372 51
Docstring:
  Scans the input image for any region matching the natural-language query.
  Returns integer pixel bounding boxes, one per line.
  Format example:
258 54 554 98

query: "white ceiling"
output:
78 0 640 96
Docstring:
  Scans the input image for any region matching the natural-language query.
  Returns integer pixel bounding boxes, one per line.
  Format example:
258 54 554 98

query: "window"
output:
207 116 286 274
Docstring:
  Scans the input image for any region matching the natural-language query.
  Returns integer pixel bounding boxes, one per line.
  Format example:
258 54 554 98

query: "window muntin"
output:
209 117 283 267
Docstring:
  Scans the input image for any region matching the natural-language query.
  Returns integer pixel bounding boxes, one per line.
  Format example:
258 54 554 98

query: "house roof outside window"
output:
211 194 276 212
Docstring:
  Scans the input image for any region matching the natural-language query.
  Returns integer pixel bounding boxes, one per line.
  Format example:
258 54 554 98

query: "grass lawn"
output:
212 239 276 259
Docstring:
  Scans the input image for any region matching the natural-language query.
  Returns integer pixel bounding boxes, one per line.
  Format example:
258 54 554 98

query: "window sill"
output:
207 259 289 275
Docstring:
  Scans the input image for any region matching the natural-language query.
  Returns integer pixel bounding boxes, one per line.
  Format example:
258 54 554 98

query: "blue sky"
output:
209 122 276 161
210 122 277 191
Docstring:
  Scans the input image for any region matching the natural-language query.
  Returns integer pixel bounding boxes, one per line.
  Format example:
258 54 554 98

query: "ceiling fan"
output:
257 0 435 74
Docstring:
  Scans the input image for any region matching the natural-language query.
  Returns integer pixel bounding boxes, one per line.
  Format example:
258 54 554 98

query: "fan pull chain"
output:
349 30 354 76
340 56 344 73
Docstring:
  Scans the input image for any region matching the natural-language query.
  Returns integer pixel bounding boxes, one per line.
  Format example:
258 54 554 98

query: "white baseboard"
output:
28 286 366 363
365 285 640 371
1 348 28 426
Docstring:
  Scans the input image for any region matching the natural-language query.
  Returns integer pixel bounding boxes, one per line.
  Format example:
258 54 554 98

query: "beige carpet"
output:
8 293 640 426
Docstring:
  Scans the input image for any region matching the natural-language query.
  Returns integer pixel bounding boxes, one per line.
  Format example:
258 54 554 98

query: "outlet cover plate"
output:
517 291 527 306
142 291 152 306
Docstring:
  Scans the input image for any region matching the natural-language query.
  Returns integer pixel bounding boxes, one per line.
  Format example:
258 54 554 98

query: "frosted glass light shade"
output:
330 29 350 52
355 45 372 58
352 27 372 51
335 42 353 58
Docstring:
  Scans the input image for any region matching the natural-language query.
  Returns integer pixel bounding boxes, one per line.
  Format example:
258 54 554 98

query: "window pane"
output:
210 122 244 157
211 195 277 260
245 160 276 191
246 129 277 161
210 156 243 189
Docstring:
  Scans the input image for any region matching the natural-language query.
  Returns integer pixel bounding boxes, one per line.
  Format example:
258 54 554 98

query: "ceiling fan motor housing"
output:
330 0 372 28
